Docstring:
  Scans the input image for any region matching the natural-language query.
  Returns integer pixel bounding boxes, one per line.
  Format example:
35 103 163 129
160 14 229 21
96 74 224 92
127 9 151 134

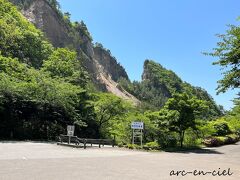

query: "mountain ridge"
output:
8 0 221 116
118 60 222 117
9 0 139 104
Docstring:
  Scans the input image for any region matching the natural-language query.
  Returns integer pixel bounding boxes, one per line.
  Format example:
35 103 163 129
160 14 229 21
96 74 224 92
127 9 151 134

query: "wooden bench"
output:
78 138 115 148
58 135 115 149
58 135 80 145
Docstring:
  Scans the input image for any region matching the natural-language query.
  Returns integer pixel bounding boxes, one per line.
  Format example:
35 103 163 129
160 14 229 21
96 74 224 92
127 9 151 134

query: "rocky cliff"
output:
9 0 139 104
142 60 221 116
8 0 220 113
93 46 129 82
11 0 73 48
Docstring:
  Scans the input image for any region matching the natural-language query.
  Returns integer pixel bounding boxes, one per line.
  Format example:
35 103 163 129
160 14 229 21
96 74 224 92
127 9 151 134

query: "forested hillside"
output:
9 0 133 97
0 0 238 148
8 0 222 115
118 60 222 118
0 0 97 139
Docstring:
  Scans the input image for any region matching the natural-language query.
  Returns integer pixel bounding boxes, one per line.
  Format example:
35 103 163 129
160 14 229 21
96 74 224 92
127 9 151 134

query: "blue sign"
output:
131 122 144 129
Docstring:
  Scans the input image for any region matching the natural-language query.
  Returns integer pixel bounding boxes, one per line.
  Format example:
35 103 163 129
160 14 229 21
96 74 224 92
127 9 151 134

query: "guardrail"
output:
58 134 115 149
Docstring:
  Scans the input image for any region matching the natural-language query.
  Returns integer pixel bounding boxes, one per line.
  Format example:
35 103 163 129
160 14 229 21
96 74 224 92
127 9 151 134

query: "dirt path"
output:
0 141 239 180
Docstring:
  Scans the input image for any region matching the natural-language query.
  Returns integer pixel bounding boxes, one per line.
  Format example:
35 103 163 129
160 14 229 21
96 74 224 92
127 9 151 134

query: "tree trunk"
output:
180 131 185 148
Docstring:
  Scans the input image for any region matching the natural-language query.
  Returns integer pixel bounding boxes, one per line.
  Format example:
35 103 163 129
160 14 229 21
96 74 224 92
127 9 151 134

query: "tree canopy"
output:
156 93 208 147
206 24 240 95
1 0 238 149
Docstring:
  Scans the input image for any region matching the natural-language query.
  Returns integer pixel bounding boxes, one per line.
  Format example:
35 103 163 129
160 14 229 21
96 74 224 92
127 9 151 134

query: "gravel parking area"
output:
0 141 239 180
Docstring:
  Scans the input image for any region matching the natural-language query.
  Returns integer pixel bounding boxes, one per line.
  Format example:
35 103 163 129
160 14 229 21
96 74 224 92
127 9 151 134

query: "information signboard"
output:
131 122 144 130
131 122 144 147
67 125 75 136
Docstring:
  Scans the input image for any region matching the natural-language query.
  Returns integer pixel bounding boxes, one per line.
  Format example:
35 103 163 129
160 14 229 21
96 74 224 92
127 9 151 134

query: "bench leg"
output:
84 139 86 149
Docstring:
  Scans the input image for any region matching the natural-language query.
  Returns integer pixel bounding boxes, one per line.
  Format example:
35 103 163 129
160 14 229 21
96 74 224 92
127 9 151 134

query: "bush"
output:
117 142 128 148
236 129 240 136
203 135 239 147
228 134 240 142
126 144 141 149
184 129 201 147
143 141 160 150
203 137 221 147
217 135 239 145
213 122 231 136
117 142 124 148
227 117 240 133
223 136 235 144
158 134 177 148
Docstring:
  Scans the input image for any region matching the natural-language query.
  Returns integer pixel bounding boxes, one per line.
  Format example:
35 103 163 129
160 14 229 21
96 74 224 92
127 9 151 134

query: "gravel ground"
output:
0 141 239 180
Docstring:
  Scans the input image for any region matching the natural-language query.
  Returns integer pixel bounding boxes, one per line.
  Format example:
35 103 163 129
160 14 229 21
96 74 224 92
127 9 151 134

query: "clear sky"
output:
58 0 239 110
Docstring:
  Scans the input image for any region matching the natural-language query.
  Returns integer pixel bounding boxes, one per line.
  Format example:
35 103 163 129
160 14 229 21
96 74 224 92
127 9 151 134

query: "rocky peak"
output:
93 45 129 82
142 60 151 80
9 0 138 104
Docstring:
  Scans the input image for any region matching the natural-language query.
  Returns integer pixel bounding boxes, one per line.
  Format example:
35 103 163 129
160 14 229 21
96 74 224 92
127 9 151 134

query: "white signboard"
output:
131 122 144 130
67 125 75 136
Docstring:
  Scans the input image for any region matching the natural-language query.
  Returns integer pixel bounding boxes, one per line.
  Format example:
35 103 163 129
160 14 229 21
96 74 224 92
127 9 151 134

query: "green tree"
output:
0 0 53 68
48 0 61 10
93 93 130 137
73 20 92 41
41 48 88 87
118 60 221 117
0 55 88 139
0 0 98 140
206 24 240 95
157 93 207 148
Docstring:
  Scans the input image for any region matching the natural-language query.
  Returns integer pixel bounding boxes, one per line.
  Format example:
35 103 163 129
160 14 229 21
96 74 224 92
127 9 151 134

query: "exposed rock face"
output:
21 0 73 48
9 0 139 104
93 46 129 82
142 60 152 81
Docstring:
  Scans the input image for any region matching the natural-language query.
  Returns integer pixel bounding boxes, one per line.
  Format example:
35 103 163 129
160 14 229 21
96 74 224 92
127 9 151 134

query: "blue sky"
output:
58 0 239 110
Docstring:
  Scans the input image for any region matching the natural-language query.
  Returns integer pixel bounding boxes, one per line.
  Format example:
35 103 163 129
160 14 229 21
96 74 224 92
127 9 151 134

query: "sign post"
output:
67 125 75 144
131 122 144 147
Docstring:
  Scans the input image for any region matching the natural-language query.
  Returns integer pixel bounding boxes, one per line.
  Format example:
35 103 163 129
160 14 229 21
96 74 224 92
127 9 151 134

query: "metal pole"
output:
132 129 134 144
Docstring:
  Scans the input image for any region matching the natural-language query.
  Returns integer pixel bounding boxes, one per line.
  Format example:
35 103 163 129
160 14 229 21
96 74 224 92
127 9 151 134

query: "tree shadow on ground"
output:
0 140 56 144
164 147 223 154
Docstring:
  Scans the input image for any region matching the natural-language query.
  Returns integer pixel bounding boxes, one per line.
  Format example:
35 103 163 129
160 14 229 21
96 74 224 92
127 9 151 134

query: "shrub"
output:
217 135 239 145
126 144 141 149
223 136 235 144
117 142 124 148
184 129 201 147
203 137 221 147
236 129 240 136
227 117 240 133
203 135 239 147
143 141 160 150
158 134 177 148
213 122 231 136
228 134 240 142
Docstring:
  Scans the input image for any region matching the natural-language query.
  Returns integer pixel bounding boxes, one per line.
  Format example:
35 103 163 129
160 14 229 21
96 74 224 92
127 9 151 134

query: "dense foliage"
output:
156 93 207 147
206 25 240 95
0 55 92 139
118 60 222 118
0 0 238 149
0 0 94 139
0 0 53 68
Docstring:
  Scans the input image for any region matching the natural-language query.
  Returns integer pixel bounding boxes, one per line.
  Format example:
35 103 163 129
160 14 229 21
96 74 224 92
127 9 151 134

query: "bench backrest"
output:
59 135 114 145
